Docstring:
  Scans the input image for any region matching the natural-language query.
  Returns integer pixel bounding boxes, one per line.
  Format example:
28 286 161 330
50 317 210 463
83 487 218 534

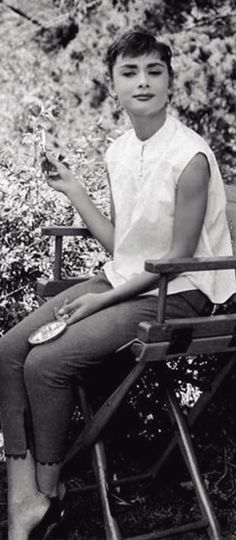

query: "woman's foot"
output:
29 495 67 540
8 492 50 540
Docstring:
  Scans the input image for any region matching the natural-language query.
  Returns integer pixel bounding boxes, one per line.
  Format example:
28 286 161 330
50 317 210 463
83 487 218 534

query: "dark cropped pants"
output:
0 272 212 464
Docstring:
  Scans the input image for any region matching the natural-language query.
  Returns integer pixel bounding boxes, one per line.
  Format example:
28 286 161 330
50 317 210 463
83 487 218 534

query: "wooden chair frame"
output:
36 186 236 539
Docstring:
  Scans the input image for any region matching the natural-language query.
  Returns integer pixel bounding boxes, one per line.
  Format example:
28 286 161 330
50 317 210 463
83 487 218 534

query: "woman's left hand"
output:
57 293 106 325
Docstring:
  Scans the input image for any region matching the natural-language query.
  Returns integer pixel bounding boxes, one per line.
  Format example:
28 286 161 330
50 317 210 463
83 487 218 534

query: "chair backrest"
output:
225 184 236 255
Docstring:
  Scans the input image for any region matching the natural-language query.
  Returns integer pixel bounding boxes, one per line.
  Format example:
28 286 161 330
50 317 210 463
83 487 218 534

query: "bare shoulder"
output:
183 152 210 180
178 152 210 194
177 153 210 205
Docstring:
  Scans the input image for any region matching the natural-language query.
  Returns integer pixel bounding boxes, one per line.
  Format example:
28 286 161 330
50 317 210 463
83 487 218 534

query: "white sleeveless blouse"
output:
103 114 236 304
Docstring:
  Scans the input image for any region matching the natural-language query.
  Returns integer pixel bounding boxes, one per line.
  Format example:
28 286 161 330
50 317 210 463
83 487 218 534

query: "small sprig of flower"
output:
22 105 55 175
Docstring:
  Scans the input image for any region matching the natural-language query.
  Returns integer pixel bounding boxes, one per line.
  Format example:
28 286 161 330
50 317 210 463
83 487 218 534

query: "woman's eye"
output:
149 71 162 75
123 72 135 77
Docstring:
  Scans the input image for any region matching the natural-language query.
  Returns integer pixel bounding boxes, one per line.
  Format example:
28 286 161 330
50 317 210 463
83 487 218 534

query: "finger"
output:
41 155 59 177
48 171 60 179
58 300 79 315
45 145 54 153
41 156 51 174
67 309 84 325
46 173 61 182
46 178 61 190
54 306 60 320
46 152 70 173
45 152 58 166
61 297 69 309
54 298 69 320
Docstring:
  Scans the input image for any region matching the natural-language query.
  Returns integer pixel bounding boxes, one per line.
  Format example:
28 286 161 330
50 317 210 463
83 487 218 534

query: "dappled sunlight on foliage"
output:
0 2 236 537
0 110 111 333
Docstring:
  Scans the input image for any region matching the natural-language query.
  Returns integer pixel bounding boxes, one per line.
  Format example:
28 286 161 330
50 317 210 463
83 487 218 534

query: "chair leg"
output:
164 382 221 540
92 440 123 540
79 387 123 540
148 355 236 482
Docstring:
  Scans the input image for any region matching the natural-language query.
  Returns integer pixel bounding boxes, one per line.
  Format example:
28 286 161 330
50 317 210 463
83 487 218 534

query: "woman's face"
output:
111 52 171 119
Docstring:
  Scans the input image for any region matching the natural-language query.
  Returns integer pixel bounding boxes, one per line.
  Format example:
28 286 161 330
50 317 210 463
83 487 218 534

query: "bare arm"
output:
168 152 209 258
44 154 115 254
65 182 115 254
61 153 210 324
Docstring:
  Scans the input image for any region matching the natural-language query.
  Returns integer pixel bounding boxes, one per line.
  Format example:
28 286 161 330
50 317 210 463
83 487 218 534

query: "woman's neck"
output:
130 107 167 142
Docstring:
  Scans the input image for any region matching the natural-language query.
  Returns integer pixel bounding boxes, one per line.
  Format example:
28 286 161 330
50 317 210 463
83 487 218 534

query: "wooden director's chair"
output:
37 184 236 540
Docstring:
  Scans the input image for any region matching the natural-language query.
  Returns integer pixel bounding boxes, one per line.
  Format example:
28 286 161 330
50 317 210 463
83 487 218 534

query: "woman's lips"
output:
133 94 154 101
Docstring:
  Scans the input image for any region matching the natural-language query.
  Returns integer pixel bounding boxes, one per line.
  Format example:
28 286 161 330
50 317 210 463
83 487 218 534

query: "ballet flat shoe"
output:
29 495 66 540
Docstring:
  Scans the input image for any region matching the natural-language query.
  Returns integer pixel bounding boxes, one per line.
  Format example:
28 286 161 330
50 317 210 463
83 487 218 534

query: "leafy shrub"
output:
0 104 111 335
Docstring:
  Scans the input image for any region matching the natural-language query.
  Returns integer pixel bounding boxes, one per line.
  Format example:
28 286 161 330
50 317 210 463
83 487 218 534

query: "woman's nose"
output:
137 71 149 87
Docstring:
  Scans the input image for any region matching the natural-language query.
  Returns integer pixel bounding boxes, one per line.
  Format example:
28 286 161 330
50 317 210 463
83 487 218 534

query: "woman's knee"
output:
0 322 32 377
24 348 50 387
24 347 64 391
0 335 20 380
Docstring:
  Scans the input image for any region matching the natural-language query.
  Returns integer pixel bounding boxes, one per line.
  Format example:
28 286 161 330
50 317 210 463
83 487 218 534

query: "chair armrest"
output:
37 275 91 301
41 226 91 238
145 256 236 323
41 226 92 281
145 256 236 275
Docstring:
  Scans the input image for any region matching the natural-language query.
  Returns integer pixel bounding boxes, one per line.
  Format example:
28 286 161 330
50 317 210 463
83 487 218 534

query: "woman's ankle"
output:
37 481 65 499
57 481 66 500
36 460 63 499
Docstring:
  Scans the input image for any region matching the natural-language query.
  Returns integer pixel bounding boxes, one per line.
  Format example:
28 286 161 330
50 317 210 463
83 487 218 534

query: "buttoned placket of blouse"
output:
139 142 145 181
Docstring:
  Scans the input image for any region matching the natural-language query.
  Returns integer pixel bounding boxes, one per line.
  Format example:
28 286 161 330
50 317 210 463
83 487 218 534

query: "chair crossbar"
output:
126 519 209 539
138 314 236 342
132 335 236 361
69 471 151 494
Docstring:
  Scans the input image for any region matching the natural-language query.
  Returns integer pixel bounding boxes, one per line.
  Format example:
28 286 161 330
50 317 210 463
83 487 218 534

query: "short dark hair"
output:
106 29 173 80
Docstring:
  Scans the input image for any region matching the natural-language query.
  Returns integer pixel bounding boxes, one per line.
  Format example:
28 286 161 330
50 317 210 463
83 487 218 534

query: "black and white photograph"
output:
0 1 235 539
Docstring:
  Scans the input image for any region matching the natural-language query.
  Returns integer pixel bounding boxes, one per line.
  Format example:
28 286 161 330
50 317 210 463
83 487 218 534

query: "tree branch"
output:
1 1 43 27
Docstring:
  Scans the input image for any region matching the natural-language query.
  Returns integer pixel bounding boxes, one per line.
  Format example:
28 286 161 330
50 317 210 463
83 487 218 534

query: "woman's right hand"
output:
42 153 78 195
